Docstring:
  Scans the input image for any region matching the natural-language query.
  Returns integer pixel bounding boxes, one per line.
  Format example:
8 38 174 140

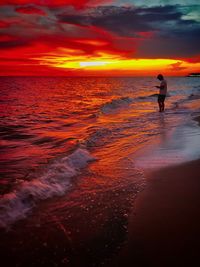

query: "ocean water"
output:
0 76 200 229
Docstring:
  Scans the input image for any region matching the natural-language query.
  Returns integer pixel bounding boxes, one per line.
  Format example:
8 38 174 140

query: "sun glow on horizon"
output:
79 61 110 67
33 50 200 76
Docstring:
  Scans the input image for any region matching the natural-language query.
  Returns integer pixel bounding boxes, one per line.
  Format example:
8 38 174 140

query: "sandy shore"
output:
1 115 200 267
108 158 200 267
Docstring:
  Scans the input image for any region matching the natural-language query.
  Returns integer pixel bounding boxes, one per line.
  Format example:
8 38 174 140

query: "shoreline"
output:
106 115 200 266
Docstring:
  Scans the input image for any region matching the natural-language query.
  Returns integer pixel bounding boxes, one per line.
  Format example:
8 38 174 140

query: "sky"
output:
0 0 200 76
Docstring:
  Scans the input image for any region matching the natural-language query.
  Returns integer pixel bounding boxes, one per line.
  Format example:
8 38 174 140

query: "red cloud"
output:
184 55 200 64
0 21 10 28
0 34 18 41
0 1 113 8
15 6 46 15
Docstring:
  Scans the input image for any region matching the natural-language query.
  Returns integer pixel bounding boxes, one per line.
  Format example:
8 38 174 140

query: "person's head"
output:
157 74 164 81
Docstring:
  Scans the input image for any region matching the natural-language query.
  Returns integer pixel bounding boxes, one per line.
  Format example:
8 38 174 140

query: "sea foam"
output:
0 148 95 228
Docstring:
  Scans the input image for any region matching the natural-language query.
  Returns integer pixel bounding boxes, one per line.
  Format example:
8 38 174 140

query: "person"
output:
155 74 167 112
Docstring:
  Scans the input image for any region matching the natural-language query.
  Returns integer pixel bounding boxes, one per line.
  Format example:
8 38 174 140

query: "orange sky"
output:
0 0 200 76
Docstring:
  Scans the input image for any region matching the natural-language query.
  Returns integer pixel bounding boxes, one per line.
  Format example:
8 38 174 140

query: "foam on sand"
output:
134 118 200 170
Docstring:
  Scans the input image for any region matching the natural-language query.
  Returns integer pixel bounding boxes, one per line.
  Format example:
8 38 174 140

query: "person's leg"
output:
162 101 165 112
158 96 162 112
158 100 162 112
159 100 164 112
159 96 165 112
161 96 166 112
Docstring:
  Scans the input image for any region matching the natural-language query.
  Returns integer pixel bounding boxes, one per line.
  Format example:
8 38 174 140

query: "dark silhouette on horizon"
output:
187 73 200 77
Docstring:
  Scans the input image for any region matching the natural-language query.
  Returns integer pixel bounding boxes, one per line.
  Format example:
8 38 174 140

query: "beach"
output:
106 115 200 267
107 158 200 267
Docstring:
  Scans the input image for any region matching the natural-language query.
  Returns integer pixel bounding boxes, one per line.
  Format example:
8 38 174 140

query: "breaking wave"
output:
0 147 95 228
100 97 133 114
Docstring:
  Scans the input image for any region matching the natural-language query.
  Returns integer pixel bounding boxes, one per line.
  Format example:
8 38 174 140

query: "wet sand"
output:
0 167 137 267
1 116 200 267
108 158 200 267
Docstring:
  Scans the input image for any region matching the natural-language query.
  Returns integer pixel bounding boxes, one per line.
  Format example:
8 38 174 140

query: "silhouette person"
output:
155 74 167 112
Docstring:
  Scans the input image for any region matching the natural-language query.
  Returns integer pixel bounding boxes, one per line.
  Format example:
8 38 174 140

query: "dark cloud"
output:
0 39 29 49
58 6 152 36
135 26 200 58
58 5 200 58
130 5 183 23
169 61 187 71
58 5 184 36
0 3 200 60
58 15 90 26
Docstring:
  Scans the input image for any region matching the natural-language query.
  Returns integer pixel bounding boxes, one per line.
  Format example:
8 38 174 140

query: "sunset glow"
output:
0 0 200 76
36 51 200 76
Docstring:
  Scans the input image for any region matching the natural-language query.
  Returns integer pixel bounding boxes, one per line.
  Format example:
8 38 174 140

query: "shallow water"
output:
0 76 200 228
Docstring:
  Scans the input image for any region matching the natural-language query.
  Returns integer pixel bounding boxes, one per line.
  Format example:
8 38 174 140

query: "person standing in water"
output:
155 74 167 112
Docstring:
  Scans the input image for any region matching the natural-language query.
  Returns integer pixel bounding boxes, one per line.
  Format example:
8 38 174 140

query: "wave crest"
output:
100 97 133 114
0 148 95 228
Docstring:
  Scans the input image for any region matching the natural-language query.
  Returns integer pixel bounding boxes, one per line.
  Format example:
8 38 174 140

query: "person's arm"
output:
155 85 165 89
155 82 165 89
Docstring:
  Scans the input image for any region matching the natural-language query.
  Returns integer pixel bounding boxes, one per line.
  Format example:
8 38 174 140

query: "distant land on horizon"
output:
186 73 200 77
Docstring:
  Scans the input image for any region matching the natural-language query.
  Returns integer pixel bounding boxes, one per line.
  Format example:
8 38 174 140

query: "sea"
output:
0 76 200 265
